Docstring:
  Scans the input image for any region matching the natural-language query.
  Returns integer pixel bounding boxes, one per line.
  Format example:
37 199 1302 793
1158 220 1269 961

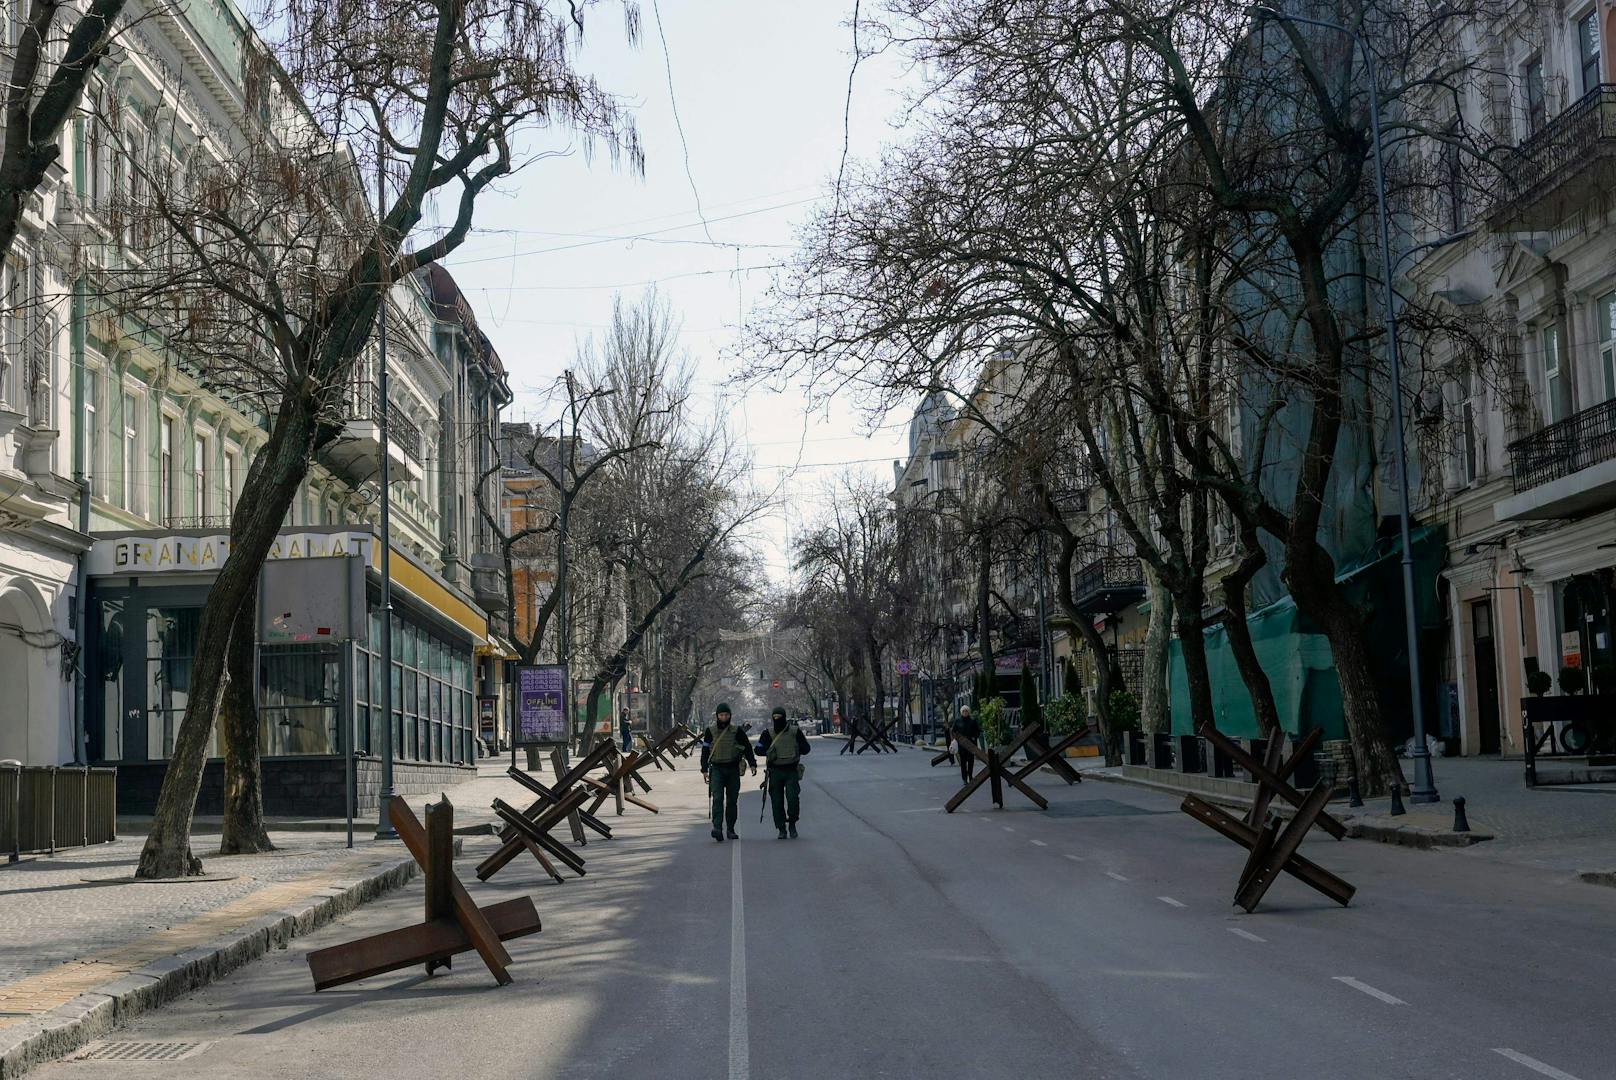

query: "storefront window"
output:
145 607 200 760
94 598 127 762
259 646 339 755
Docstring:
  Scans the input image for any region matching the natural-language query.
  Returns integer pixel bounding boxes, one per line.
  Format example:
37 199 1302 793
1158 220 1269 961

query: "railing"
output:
1498 84 1616 209
165 514 233 530
1 765 117 859
346 380 423 460
1072 555 1145 612
1506 396 1616 492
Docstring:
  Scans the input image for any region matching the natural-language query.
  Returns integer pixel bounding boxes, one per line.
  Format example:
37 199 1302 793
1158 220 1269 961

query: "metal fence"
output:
1 765 117 860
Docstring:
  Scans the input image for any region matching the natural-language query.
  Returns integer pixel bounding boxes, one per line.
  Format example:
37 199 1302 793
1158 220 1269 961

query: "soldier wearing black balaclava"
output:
701 702 757 841
758 706 811 838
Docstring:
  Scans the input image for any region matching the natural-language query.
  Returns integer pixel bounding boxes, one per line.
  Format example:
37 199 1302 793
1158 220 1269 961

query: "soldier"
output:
700 702 757 842
758 706 811 839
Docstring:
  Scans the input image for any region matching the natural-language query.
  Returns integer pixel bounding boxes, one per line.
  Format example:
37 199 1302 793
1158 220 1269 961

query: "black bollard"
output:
1348 775 1364 808
1452 796 1470 833
1389 785 1406 817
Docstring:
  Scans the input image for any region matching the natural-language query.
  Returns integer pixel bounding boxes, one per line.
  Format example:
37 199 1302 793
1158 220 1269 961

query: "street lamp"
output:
556 371 615 748
375 154 400 840
1250 6 1439 803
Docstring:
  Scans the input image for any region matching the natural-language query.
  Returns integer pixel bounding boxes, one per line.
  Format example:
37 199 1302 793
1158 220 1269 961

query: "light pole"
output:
1252 6 1438 803
555 371 614 748
374 153 399 838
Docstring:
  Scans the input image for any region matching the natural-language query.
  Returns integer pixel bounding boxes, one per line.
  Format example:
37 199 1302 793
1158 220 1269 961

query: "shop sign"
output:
88 531 373 576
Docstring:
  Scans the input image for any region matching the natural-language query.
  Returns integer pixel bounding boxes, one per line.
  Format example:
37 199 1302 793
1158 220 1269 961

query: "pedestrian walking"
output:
701 702 757 842
758 706 810 839
953 704 980 784
619 709 633 753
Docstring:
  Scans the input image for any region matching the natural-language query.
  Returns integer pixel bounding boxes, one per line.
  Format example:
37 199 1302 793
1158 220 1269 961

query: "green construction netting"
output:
1168 524 1446 739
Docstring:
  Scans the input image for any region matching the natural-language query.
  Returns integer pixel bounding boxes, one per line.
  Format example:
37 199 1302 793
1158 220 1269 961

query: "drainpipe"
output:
71 278 88 766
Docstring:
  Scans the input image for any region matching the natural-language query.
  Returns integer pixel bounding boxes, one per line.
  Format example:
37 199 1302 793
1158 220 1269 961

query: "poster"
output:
515 665 568 746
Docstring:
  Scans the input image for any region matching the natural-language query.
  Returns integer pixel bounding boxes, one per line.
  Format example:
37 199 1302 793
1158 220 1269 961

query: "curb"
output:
1578 869 1616 889
0 841 455 1080
1086 767 1493 849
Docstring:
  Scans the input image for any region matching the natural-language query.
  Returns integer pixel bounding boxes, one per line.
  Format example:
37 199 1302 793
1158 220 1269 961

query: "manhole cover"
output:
70 1041 211 1062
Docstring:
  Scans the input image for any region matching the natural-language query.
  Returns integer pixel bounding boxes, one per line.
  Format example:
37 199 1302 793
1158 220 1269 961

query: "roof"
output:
421 263 507 380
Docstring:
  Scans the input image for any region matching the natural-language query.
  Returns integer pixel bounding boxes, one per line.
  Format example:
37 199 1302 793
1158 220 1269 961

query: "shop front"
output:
84 526 486 816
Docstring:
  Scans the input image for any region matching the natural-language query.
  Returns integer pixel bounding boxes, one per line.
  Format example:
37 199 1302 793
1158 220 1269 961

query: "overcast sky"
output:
438 3 918 578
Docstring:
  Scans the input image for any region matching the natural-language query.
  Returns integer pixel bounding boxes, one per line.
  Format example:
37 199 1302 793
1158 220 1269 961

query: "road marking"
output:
1156 896 1185 908
1029 839 1048 847
1227 927 1266 943
1063 853 1085 862
895 807 940 813
1332 977 1406 1005
730 844 748 1080
1492 1049 1583 1080
1105 871 1129 882
1002 826 1016 833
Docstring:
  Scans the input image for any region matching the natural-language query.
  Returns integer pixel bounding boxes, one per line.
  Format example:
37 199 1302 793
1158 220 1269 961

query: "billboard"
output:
514 665 568 746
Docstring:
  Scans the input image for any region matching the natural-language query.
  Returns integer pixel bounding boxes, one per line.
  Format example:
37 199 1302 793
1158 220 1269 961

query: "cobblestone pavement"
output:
0 756 564 1029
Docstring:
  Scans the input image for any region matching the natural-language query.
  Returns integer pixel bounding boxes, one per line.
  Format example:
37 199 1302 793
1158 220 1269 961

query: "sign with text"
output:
514 665 568 746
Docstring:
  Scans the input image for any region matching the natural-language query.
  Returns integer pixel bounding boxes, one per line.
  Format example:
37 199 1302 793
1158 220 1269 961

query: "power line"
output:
651 0 716 247
473 262 783 294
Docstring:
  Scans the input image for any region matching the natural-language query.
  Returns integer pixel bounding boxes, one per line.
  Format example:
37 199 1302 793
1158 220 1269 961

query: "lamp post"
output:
1252 6 1438 803
556 371 614 748
375 153 399 838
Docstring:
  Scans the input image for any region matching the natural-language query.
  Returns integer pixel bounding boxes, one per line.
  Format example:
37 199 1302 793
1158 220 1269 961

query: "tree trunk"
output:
1286 540 1405 795
136 406 315 878
218 582 273 855
976 540 995 678
1139 564 1174 735
1175 604 1217 737
1219 530 1281 740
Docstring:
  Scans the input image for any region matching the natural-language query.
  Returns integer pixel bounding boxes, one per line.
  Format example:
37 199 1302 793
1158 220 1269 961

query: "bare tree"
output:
113 0 640 876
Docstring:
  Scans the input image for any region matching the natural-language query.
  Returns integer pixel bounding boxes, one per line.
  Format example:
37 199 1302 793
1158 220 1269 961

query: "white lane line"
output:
1227 927 1266 943
1029 839 1048 847
1492 1049 1583 1080
1002 826 1016 833
1063 853 1085 862
1156 896 1185 908
1332 976 1406 1005
730 843 748 1080
1105 871 1129 882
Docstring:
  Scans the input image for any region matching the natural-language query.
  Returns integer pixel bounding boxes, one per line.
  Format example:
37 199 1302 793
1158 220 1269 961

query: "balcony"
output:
1490 84 1616 230
1497 397 1616 521
320 381 425 486
470 551 508 614
1071 555 1146 615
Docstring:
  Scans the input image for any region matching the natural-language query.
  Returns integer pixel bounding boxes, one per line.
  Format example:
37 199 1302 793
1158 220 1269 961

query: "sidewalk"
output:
1090 753 1616 877
0 759 540 1078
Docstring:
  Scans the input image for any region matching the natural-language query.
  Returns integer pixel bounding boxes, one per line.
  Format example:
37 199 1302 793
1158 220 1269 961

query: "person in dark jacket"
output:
758 706 811 838
701 702 757 841
619 709 633 753
953 704 980 783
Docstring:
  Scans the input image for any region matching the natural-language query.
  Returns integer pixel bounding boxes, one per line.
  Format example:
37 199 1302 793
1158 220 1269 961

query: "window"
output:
121 392 138 514
159 414 175 522
1525 56 1547 135
1443 122 1465 231
1461 373 1480 485
1579 10 1603 96
1542 324 1576 424
192 432 208 518
223 448 238 514
1599 293 1616 402
2 253 27 405
84 369 100 485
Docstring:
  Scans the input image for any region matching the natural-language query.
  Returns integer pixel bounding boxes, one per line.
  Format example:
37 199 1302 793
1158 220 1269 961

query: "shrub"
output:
1558 666 1587 695
1108 688 1140 732
1044 693 1087 736
1526 669 1552 697
979 697 1011 747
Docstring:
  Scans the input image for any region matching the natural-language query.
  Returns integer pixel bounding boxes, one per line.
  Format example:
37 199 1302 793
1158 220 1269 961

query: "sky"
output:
437 3 921 579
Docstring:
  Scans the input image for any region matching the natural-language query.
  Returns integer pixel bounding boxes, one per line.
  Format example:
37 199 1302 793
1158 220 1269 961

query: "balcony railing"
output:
1495 84 1616 220
1071 555 1146 615
165 514 233 530
346 380 423 461
1507 396 1616 492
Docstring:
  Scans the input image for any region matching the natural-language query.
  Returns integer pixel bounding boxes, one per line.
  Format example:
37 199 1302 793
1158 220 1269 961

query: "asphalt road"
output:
39 740 1616 1080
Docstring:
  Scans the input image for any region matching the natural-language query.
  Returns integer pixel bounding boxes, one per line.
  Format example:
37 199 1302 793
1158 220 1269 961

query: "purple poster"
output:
515 665 568 746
